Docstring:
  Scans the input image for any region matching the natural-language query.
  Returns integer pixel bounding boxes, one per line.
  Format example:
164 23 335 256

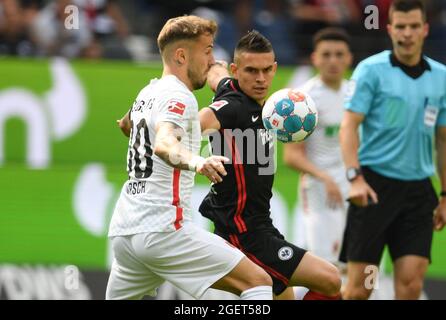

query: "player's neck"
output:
162 65 193 91
320 76 342 91
393 50 422 67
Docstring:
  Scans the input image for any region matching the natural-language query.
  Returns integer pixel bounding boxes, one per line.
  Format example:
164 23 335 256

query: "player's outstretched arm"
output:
199 107 221 135
340 110 378 207
154 121 228 183
434 127 446 231
116 110 131 137
207 60 229 92
284 142 343 209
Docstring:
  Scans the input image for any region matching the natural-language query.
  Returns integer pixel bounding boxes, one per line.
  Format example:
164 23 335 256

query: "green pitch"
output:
0 58 445 278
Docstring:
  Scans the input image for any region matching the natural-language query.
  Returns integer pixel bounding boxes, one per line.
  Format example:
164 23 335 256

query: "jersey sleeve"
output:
216 77 232 92
156 91 195 131
345 62 377 115
208 94 241 129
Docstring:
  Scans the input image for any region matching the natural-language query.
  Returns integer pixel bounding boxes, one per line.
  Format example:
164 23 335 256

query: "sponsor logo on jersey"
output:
278 246 294 261
167 100 186 116
209 100 228 111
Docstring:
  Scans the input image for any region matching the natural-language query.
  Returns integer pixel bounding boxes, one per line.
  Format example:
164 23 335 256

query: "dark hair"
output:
389 0 426 23
312 27 351 51
234 30 273 57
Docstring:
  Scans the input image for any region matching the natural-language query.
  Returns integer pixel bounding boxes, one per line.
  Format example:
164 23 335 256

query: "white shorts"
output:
300 176 348 264
106 222 245 300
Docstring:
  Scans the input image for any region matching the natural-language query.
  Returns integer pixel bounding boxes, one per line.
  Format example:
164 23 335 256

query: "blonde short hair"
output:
157 15 217 54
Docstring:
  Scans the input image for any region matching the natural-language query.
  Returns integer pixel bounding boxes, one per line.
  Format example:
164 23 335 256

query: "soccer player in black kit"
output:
116 30 342 300
199 31 342 300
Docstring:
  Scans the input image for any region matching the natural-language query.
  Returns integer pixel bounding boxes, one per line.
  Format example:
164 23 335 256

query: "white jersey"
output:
300 76 349 191
297 76 350 263
109 75 201 236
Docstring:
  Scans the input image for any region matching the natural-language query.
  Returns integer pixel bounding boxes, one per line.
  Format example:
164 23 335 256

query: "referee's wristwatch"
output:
346 167 362 182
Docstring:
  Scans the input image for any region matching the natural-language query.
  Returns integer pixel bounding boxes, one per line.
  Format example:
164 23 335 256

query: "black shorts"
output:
340 167 437 265
215 226 307 296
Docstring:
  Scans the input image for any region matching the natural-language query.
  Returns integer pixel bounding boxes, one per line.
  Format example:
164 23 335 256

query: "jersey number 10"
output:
127 118 153 179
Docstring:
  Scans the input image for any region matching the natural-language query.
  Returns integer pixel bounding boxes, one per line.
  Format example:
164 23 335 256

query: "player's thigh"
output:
342 261 378 299
106 236 164 300
304 205 346 263
289 251 341 295
139 223 246 299
211 256 272 295
106 259 164 300
388 183 436 263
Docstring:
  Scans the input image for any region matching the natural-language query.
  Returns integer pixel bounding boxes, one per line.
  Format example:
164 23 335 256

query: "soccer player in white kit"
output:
284 28 353 266
106 15 273 300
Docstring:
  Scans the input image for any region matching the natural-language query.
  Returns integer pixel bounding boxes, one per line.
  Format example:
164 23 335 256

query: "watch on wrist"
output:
346 167 362 182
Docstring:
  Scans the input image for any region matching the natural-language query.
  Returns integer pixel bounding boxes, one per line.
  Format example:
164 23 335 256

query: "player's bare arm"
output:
195 61 229 135
434 127 446 231
117 110 131 137
339 110 378 206
207 60 229 92
199 107 221 135
284 142 343 209
154 121 228 183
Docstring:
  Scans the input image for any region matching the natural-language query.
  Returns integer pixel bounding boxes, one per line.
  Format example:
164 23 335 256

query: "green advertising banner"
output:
0 58 445 280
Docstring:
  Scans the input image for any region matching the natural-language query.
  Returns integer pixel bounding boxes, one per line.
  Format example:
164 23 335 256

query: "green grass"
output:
1 57 445 278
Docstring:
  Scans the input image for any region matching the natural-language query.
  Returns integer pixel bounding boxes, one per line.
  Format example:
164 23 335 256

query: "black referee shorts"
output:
215 226 307 296
340 167 437 265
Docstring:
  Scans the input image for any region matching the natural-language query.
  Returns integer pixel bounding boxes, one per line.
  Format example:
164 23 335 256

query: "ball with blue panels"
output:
262 88 318 143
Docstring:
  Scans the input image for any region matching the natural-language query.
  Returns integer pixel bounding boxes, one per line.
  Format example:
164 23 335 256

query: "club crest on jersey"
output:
209 100 228 111
278 246 293 261
167 100 186 116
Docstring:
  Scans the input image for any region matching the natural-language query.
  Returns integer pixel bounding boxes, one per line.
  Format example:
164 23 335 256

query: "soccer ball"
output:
262 88 318 143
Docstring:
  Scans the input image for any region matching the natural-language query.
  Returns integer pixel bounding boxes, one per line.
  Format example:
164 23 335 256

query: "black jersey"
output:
199 78 276 234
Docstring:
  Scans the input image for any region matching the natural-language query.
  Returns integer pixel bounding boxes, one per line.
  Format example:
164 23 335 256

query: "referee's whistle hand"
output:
434 200 446 231
348 178 378 207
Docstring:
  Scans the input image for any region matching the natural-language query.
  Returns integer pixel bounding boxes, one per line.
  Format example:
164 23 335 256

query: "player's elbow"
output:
118 121 131 137
282 145 301 169
153 139 169 160
283 149 293 168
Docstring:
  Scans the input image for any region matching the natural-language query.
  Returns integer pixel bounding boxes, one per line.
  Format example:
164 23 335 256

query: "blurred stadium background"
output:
0 0 445 300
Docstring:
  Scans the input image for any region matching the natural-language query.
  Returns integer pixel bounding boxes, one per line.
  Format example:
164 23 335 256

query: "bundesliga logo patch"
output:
209 100 228 111
167 100 186 116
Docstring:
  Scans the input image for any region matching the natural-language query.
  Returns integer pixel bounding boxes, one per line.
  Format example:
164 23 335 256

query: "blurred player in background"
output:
284 28 352 267
198 30 342 300
339 0 446 300
106 15 273 300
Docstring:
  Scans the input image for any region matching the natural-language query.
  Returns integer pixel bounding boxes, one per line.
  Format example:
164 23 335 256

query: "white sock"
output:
240 286 273 300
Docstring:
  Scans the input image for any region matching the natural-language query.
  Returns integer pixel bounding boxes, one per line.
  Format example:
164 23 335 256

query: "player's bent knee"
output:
319 263 342 296
396 278 423 298
246 263 273 288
